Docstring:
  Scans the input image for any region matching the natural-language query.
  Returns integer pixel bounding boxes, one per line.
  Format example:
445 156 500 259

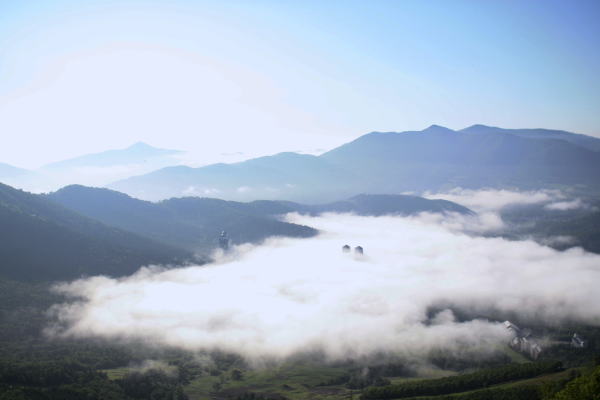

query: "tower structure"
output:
219 231 230 251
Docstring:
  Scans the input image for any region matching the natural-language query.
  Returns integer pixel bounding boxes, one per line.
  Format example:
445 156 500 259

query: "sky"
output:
1 0 600 168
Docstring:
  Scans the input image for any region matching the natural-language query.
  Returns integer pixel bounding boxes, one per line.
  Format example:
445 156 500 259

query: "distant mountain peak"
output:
422 124 454 133
41 141 182 171
127 141 156 150
461 124 499 132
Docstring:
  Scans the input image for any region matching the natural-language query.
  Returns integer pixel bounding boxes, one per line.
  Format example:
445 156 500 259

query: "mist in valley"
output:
47 195 600 368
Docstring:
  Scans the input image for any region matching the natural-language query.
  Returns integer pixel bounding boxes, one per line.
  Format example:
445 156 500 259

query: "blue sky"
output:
1 0 599 168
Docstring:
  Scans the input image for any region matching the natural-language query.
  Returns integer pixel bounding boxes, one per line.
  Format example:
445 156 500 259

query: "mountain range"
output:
2 124 599 201
47 186 472 252
0 142 184 193
108 125 600 202
40 141 181 170
47 185 319 253
0 181 474 281
3 176 600 283
461 124 600 152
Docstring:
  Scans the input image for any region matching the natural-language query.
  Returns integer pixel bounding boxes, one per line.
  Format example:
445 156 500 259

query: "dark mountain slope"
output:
461 124 600 152
49 186 473 250
321 125 600 168
224 194 473 217
0 183 190 281
48 185 318 251
159 197 317 248
49 186 472 253
308 194 474 216
320 125 600 192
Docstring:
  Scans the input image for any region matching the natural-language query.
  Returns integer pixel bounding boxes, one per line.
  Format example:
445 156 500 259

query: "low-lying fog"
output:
48 193 600 364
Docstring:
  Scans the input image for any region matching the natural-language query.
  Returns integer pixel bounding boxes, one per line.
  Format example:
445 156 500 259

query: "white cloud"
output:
127 360 179 377
545 199 586 211
182 186 221 196
48 213 600 363
424 188 562 212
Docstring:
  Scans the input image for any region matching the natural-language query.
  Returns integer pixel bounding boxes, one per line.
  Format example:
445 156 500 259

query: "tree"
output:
231 369 244 381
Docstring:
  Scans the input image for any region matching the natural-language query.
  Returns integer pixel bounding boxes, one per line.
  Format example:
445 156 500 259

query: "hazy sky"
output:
1 0 599 168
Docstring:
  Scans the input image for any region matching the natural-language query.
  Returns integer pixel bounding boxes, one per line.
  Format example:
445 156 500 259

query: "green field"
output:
97 361 579 400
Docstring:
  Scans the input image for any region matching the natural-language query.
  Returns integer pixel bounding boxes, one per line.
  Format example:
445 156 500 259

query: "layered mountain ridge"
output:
108 125 600 202
1 182 473 281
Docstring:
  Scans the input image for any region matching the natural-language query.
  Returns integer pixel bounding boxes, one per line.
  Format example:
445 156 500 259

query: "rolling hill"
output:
47 185 319 252
48 186 472 253
0 183 192 281
304 193 474 216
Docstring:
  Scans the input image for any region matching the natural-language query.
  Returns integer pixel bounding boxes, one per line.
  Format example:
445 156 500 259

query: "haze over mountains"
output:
47 185 319 253
0 142 183 192
0 163 29 180
2 125 600 398
48 186 471 251
108 124 600 202
3 0 600 396
2 123 600 281
2 124 599 202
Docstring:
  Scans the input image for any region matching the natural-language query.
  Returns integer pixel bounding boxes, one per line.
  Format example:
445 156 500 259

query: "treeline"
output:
500 199 600 254
236 393 288 400
385 386 542 400
361 361 563 399
552 363 600 400
317 363 411 389
0 361 189 400
402 363 600 400
0 361 126 400
0 361 100 388
118 368 188 400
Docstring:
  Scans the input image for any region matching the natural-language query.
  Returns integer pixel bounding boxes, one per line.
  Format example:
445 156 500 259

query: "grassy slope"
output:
180 363 350 400
397 369 576 399
103 363 352 400
100 361 573 400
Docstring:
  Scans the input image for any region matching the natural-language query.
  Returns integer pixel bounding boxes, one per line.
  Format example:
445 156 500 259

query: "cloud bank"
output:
49 212 600 363
425 188 589 213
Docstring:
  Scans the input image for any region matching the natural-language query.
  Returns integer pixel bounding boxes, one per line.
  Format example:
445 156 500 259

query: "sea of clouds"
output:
48 195 600 363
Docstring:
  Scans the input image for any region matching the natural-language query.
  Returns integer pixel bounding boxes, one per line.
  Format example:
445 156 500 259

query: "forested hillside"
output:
47 185 318 252
47 186 471 252
0 183 192 281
